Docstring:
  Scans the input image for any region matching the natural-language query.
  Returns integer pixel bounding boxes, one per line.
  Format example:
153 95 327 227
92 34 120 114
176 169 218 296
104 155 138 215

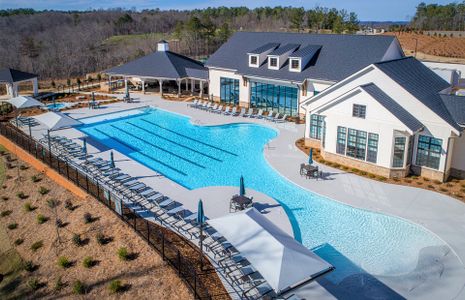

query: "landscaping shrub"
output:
14 238 24 246
404 179 412 183
1 210 12 217
83 212 93 224
461 183 465 188
439 187 448 192
30 241 43 252
72 234 83 246
38 186 50 195
350 168 359 173
117 247 129 261
19 165 28 170
28 278 40 291
54 277 64 291
422 177 430 182
360 171 368 176
37 214 48 224
73 280 86 295
24 202 34 212
56 219 64 228
7 222 18 230
433 180 442 185
82 256 94 268
47 199 59 208
377 176 387 181
416 181 423 185
108 280 124 293
446 183 453 187
392 177 400 182
96 232 106 245
31 175 41 183
1 196 9 201
23 260 36 272
427 184 435 189
58 256 72 268
16 191 27 199
64 200 74 210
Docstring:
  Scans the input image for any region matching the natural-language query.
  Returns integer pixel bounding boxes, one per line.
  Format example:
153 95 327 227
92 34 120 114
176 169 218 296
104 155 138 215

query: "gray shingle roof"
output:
361 83 424 132
290 45 322 58
269 44 299 56
0 68 37 84
106 51 208 80
206 32 399 82
249 43 279 54
440 94 465 126
375 57 461 131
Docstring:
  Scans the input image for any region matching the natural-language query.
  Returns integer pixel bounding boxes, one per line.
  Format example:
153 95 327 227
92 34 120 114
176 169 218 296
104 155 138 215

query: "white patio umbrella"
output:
4 96 44 134
33 111 83 160
207 208 334 296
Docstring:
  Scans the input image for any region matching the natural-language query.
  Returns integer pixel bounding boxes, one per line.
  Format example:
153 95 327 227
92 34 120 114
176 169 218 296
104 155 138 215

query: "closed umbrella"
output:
197 199 205 270
308 148 313 165
82 138 87 154
240 175 245 196
110 151 115 168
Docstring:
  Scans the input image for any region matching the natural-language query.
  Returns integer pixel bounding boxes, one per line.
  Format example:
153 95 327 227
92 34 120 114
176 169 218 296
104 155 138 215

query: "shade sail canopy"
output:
5 96 43 109
0 68 37 84
33 111 82 131
207 208 334 295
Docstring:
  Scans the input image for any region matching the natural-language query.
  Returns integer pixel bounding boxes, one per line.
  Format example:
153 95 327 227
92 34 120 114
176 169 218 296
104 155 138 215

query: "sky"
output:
0 0 455 21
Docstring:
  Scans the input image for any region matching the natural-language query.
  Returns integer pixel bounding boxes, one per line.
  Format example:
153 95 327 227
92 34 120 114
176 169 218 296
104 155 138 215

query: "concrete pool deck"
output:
23 93 465 299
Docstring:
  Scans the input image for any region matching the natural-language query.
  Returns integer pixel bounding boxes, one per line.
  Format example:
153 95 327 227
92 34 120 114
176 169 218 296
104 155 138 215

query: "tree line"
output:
411 1 465 31
0 6 359 81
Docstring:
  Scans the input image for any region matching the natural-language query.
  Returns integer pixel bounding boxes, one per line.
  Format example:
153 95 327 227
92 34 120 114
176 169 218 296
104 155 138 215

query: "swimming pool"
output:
79 107 444 278
46 102 68 110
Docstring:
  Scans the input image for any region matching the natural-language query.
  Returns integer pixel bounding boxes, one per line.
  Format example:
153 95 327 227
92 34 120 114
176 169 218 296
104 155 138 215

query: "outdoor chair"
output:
273 114 288 123
251 109 264 119
222 106 231 115
188 99 198 108
237 108 246 117
208 103 218 112
212 104 223 114
305 166 319 179
265 111 277 121
227 107 237 116
243 108 254 117
202 102 212 111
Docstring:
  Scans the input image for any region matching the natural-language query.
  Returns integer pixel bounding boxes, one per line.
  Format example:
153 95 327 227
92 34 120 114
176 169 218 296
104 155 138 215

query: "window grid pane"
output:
250 81 298 116
392 136 406 168
336 126 346 155
416 135 442 169
220 77 239 104
366 133 378 163
309 114 324 140
352 104 366 118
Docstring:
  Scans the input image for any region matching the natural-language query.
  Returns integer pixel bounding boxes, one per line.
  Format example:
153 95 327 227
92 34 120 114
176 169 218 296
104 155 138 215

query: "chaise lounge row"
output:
189 99 288 123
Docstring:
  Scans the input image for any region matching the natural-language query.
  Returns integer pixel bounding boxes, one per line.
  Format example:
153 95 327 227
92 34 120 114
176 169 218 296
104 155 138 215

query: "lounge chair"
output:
226 107 237 116
265 111 277 121
202 102 212 111
222 106 231 115
188 99 198 108
243 108 254 117
251 109 263 119
273 114 288 123
197 101 206 110
236 108 246 117
212 105 223 114
208 103 218 112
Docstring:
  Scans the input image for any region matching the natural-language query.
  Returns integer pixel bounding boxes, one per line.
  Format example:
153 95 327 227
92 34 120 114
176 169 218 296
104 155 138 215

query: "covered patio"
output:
0 68 38 98
105 40 208 98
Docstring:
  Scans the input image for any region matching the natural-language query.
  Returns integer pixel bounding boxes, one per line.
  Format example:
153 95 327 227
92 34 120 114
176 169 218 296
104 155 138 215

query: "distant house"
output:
301 56 465 182
205 32 403 116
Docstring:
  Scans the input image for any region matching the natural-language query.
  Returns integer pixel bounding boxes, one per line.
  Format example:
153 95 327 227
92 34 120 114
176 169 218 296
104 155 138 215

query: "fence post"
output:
96 180 100 199
66 162 69 179
146 220 150 243
85 175 89 192
162 233 165 261
194 271 197 299
177 250 181 275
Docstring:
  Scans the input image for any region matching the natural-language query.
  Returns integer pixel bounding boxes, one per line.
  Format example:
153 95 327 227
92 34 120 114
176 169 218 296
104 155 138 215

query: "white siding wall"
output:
451 134 465 170
304 66 456 172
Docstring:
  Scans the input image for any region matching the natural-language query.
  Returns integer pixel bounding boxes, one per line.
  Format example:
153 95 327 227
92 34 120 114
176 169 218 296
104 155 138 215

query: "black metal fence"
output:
0 122 230 300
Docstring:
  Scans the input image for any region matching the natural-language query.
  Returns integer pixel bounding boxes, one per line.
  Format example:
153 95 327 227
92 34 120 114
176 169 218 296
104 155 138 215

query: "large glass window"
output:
392 137 406 168
416 135 442 170
352 104 366 118
367 133 379 163
310 114 324 140
220 77 239 104
250 81 298 116
336 126 347 155
346 128 367 160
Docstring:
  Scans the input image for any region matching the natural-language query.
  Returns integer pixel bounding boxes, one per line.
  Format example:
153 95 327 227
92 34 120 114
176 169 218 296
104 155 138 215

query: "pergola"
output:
0 68 38 98
105 41 208 98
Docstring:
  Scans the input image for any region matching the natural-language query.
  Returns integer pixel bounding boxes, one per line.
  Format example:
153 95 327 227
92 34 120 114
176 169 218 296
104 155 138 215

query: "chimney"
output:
157 40 169 52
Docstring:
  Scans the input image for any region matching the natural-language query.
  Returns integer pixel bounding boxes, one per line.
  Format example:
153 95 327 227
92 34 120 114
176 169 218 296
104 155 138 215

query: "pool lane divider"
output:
93 128 187 176
126 122 223 163
109 124 206 169
139 118 238 157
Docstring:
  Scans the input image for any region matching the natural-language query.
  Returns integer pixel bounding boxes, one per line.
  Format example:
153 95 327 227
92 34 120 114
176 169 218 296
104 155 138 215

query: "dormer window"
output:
289 58 301 72
269 57 279 70
249 55 259 67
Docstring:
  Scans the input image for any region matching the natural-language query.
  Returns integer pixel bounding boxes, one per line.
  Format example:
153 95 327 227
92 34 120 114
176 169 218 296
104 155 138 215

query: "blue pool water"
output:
79 108 444 277
46 103 66 110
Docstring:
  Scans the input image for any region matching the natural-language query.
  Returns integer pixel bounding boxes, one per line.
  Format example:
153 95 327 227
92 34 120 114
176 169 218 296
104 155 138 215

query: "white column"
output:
108 75 112 92
159 79 163 97
177 80 181 98
141 80 145 93
13 83 19 97
185 79 188 90
6 83 14 97
124 78 128 90
191 79 194 95
200 81 203 98
32 78 38 96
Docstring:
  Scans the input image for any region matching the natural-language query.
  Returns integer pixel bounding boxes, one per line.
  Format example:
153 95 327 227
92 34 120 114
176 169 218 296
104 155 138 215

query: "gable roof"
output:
375 57 461 131
0 68 37 84
106 50 208 80
360 83 424 132
206 32 400 82
440 94 465 126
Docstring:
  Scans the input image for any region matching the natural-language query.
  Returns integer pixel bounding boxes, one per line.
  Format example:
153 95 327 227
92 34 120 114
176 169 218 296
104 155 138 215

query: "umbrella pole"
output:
200 222 203 271
48 130 52 163
28 122 32 138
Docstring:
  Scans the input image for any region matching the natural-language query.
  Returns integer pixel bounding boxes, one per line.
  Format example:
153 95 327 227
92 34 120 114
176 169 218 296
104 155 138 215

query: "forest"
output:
0 7 359 81
411 1 465 30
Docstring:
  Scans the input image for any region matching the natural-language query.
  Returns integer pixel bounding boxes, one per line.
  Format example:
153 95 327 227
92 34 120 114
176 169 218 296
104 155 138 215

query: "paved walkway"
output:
24 93 465 299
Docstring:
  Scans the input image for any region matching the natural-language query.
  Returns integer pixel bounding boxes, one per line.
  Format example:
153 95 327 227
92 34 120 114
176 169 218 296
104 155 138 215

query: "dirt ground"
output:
0 151 192 299
384 32 465 63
